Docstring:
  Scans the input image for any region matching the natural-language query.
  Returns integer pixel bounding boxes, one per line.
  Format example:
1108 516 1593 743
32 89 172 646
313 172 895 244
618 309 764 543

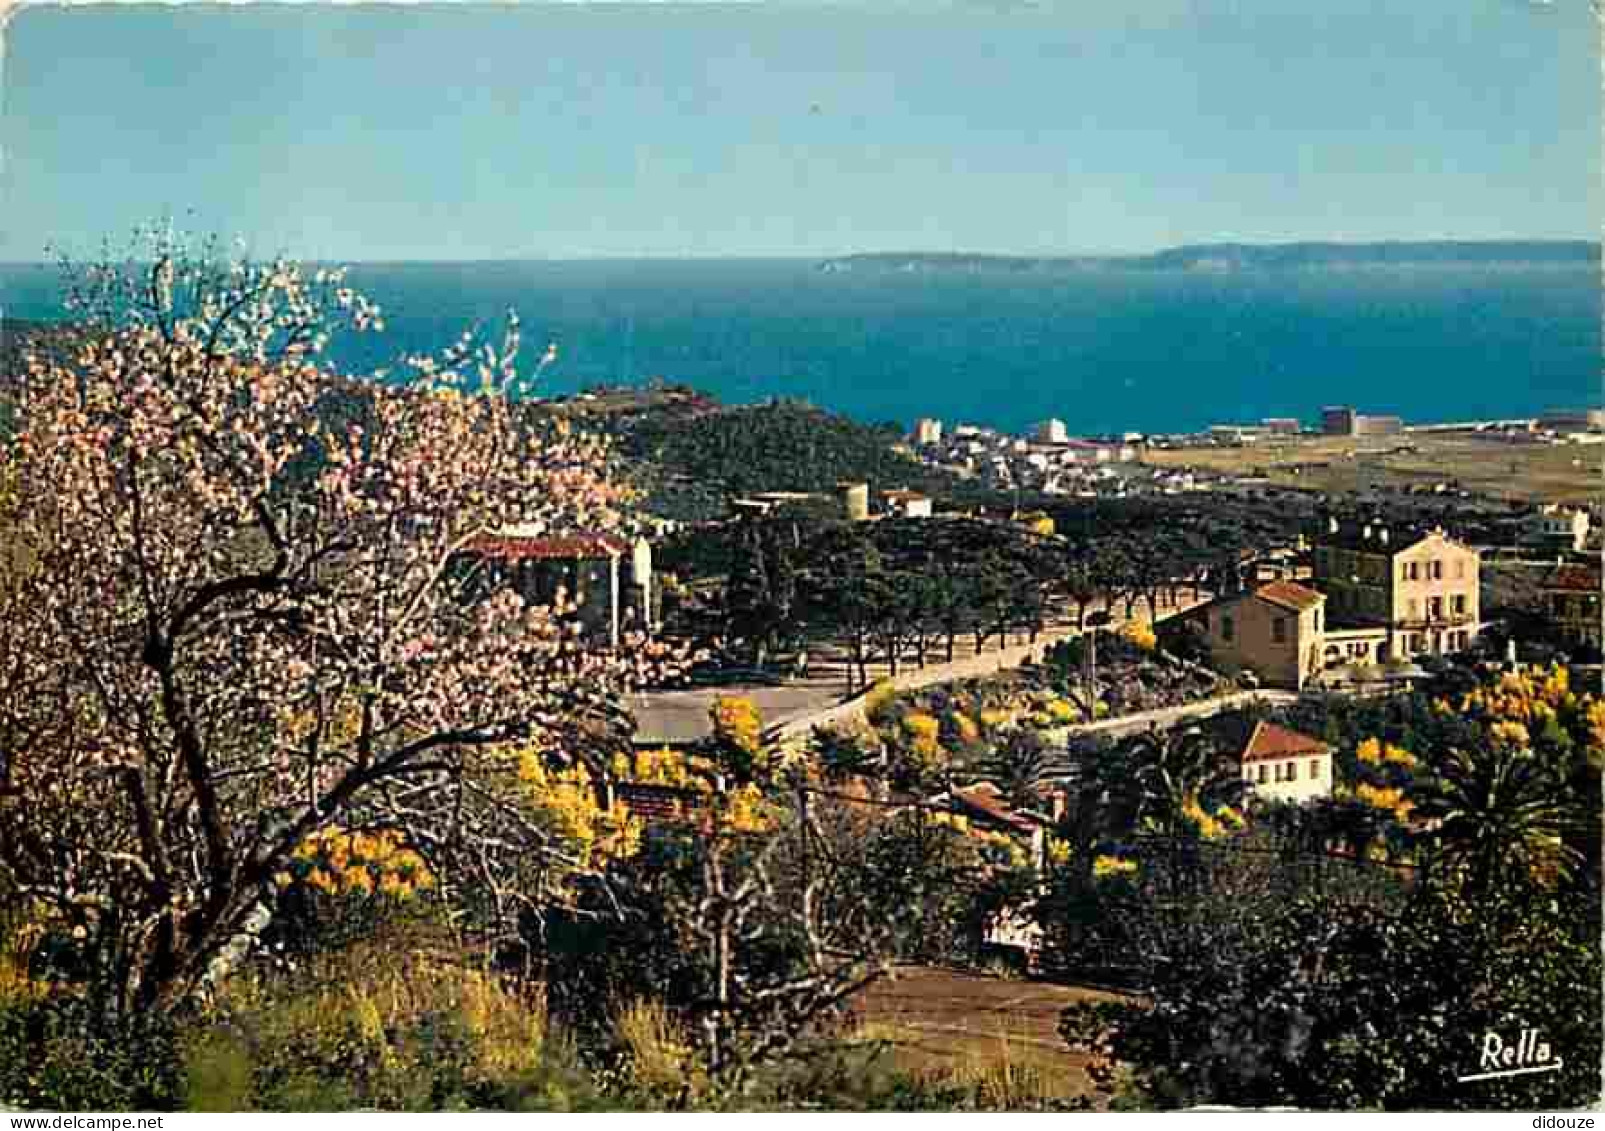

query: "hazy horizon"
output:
1 235 1598 271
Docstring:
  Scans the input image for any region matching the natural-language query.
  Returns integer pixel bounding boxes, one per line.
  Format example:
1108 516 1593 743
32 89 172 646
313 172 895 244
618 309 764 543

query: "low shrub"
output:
0 995 184 1111
186 932 549 1112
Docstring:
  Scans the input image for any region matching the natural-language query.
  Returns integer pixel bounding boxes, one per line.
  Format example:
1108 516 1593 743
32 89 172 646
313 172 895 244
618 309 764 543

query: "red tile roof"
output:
1239 721 1329 764
1254 580 1326 613
1544 564 1601 593
467 532 630 561
615 782 711 826
949 782 1039 834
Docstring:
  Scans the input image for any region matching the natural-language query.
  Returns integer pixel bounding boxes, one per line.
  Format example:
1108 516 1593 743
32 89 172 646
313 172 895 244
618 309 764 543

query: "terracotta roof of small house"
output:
614 782 711 826
467 532 631 561
1543 564 1601 593
1238 721 1329 764
1253 580 1326 613
947 782 1040 835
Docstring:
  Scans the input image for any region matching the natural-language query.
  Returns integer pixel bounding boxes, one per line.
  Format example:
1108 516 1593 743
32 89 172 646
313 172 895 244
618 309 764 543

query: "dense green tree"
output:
1060 886 1602 1111
1413 742 1586 898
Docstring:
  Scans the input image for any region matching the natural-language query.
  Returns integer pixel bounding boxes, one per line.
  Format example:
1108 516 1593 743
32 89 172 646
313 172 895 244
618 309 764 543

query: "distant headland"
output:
816 240 1601 274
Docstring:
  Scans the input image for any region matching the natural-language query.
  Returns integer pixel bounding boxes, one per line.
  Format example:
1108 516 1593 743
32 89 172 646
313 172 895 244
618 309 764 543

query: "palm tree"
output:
1413 743 1585 899
976 727 1055 813
1122 724 1246 840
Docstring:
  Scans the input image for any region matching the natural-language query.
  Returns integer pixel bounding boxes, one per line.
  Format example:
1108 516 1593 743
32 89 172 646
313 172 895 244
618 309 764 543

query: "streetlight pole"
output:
1084 609 1112 716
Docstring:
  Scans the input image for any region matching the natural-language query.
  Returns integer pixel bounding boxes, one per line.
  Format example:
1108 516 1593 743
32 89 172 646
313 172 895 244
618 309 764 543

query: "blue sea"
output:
3 259 1598 436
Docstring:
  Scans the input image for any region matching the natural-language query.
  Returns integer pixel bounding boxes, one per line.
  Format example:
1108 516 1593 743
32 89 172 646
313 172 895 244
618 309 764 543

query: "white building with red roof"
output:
1235 721 1333 805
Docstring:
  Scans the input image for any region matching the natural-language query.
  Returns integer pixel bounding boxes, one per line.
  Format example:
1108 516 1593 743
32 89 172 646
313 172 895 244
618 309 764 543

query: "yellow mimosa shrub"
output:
517 752 641 872
1092 854 1138 879
718 782 777 834
282 827 436 900
709 695 778 781
1357 737 1417 769
620 746 707 790
1179 790 1227 840
1046 836 1073 868
711 696 764 757
899 712 949 777
0 912 48 1009
1382 744 1417 768
1011 510 1055 537
948 710 982 746
1489 720 1531 749
902 711 941 749
1587 700 1605 753
1354 781 1414 823
1045 698 1079 724
1122 619 1158 652
863 679 900 724
1458 662 1604 762
979 707 1011 729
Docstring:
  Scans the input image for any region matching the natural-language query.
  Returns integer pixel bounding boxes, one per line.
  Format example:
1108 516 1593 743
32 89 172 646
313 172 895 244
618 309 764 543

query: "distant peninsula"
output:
816 240 1601 274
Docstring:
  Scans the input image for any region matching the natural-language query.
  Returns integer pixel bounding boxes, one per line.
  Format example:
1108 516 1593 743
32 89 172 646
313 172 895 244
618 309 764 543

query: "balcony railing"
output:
1394 612 1476 628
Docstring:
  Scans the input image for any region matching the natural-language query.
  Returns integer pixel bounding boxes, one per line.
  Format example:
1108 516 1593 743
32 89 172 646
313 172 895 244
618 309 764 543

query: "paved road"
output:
632 590 1213 746
629 678 846 746
1060 688 1300 741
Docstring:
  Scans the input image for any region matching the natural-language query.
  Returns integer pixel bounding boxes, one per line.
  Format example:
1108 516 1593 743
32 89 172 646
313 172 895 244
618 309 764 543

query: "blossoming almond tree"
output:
0 229 676 1014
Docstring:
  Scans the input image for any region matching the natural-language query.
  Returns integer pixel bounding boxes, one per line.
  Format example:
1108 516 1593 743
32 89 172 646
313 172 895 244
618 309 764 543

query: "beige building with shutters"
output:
1198 580 1328 690
1312 523 1481 661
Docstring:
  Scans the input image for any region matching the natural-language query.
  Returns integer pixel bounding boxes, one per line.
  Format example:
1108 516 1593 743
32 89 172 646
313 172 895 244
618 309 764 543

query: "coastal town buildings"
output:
1524 505 1591 553
1538 562 1603 652
1208 424 1269 444
908 421 1138 497
1536 407 1605 434
1188 522 1484 686
1312 522 1481 661
1321 406 1356 436
881 488 934 518
1321 406 1404 436
1033 418 1068 445
914 417 944 446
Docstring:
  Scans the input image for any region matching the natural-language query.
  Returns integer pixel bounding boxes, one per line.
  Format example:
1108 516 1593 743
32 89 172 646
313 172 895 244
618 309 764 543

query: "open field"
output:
1142 433 1603 505
845 965 1138 1106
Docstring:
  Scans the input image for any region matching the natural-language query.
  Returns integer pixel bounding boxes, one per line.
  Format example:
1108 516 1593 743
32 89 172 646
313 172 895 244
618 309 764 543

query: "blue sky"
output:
2 1 1598 260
